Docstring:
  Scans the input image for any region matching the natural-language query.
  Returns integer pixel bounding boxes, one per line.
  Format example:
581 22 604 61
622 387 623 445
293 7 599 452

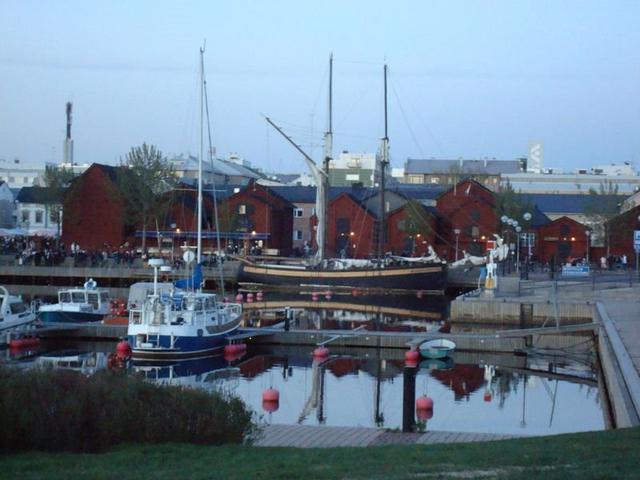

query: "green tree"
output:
117 144 176 250
43 165 75 238
585 180 622 256
494 180 532 223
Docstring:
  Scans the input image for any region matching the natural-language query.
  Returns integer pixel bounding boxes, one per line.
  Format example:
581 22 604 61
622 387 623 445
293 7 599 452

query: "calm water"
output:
3 342 605 436
2 290 605 435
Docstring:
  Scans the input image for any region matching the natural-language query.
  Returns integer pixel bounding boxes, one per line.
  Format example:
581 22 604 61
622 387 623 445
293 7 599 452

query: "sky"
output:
1 0 639 174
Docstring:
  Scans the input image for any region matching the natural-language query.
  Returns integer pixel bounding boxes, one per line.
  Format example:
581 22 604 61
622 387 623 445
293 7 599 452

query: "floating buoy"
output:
235 293 244 303
224 350 245 362
223 296 229 303
404 349 420 362
262 388 280 402
416 395 434 410
247 293 254 303
311 292 319 302
116 340 132 359
262 399 279 413
416 407 433 421
256 291 263 301
313 346 330 359
324 291 332 300
417 290 424 299
351 288 359 297
483 392 492 402
224 343 244 355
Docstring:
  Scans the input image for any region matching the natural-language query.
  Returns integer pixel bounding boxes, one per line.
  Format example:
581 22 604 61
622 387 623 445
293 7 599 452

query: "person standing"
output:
622 254 628 270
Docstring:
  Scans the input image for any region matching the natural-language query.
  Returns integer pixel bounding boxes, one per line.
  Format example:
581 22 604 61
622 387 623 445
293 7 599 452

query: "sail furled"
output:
174 263 203 290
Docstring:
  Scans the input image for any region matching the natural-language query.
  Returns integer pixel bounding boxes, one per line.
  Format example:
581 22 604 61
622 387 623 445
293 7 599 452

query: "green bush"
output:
0 365 256 453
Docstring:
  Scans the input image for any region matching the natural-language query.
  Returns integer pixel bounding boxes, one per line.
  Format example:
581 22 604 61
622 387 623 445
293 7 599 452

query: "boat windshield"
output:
71 292 86 303
87 293 99 309
59 292 71 303
9 302 27 314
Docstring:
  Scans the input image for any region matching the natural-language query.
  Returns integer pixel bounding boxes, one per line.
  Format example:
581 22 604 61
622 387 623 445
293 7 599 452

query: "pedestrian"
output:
600 256 607 271
622 254 628 270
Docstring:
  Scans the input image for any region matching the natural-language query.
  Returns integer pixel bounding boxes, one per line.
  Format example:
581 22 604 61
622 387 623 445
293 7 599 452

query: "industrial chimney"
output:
62 102 74 165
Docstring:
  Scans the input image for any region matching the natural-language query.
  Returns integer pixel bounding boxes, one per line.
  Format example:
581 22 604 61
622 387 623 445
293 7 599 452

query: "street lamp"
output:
515 225 522 272
454 228 461 261
586 230 591 265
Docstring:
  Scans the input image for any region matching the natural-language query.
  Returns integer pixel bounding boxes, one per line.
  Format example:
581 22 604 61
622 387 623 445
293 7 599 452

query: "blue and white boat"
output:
38 279 110 323
127 47 242 360
127 260 242 360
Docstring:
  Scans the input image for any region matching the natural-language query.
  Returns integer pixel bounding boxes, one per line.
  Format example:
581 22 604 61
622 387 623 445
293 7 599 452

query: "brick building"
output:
61 164 128 250
436 180 499 259
535 216 589 264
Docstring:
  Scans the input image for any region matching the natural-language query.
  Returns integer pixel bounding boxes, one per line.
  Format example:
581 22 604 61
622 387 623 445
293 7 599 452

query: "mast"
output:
377 64 389 259
197 45 205 264
319 53 333 262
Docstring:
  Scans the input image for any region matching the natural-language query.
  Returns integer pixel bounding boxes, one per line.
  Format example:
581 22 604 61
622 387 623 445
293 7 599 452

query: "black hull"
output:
239 262 447 293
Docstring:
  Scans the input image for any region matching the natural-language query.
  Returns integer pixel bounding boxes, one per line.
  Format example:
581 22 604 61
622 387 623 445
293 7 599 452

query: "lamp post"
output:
586 230 591 266
454 228 461 261
515 225 522 272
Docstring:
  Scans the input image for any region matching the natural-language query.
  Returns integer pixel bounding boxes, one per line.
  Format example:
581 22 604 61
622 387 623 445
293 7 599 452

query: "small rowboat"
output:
419 338 456 359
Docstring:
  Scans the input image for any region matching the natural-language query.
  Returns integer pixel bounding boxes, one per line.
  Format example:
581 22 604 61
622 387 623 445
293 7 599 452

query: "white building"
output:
14 186 62 236
0 159 44 188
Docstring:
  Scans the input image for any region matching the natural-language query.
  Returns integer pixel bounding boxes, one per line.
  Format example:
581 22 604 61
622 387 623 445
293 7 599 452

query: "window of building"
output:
293 230 303 240
23 177 30 184
50 210 58 223
238 204 246 214
21 210 29 223
336 218 350 234
471 226 480 238
9 177 15 184
35 211 43 224
346 174 360 181
294 208 304 217
430 177 440 184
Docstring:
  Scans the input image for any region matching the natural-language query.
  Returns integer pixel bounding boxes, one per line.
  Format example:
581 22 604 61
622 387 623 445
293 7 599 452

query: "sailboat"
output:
126 46 242 360
239 57 447 292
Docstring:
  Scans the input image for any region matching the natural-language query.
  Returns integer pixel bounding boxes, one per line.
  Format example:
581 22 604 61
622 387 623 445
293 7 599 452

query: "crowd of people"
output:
0 236 143 267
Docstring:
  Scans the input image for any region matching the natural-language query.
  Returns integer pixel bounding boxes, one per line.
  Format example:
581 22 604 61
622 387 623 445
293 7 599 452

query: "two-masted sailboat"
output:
239 57 447 292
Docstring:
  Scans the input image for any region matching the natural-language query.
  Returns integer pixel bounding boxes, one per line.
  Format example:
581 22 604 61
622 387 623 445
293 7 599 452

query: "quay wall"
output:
450 296 594 326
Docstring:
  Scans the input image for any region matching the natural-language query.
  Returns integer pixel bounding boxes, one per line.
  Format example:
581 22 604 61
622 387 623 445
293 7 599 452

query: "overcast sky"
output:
1 1 639 173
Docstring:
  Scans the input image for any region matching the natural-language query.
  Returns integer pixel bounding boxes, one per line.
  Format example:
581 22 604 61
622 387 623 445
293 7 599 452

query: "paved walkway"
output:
254 424 520 448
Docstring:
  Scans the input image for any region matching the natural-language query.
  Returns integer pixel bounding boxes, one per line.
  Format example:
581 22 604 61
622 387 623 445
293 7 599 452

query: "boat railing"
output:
217 303 242 318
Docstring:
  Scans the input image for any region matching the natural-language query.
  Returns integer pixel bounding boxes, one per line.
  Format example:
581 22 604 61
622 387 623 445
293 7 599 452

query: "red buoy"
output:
256 291 263 301
483 392 492 402
416 290 424 299
9 336 40 349
247 293 254 303
262 399 279 413
324 291 332 300
116 340 132 359
405 349 420 362
313 346 330 359
416 395 434 410
351 288 359 297
235 293 244 303
416 407 433 421
311 292 319 302
262 388 280 402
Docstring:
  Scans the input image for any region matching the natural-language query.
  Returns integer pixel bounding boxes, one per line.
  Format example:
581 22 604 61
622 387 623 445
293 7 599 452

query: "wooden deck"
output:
253 424 521 448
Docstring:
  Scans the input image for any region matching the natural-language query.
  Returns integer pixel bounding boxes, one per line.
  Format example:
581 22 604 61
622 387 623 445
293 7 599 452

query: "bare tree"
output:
585 179 622 256
43 165 75 238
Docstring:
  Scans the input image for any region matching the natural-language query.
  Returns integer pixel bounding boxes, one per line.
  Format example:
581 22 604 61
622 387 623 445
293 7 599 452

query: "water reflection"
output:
1 342 603 435
241 289 449 332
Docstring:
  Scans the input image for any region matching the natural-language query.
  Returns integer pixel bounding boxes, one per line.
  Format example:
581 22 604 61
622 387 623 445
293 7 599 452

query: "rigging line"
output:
389 79 425 158
333 78 372 133
402 199 455 249
202 55 225 296
388 76 446 156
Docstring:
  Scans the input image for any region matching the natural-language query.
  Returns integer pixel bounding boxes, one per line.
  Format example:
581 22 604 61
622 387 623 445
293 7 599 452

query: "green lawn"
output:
1 427 638 480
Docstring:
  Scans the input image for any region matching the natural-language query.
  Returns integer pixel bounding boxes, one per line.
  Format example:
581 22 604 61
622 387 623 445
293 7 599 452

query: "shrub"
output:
0 365 256 453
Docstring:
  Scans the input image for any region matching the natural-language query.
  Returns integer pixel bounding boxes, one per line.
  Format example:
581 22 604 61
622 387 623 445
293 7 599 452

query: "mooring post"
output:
402 364 417 433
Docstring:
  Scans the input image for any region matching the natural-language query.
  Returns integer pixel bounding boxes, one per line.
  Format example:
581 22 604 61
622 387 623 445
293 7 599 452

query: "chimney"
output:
63 102 74 165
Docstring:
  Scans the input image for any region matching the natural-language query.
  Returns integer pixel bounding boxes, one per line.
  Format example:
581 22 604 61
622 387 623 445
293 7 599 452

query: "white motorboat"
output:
0 286 36 331
38 279 110 323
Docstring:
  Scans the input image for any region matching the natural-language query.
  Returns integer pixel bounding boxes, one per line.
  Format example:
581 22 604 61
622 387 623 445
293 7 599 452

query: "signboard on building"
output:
634 230 640 253
561 265 590 276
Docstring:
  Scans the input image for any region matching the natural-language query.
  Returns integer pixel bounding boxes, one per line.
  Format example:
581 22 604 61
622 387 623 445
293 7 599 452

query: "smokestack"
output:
63 102 74 165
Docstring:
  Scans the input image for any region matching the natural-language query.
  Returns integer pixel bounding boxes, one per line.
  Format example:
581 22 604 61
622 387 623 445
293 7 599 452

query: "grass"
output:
0 427 638 479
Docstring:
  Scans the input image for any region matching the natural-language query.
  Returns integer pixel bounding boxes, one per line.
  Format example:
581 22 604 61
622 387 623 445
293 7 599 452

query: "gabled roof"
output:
406 158 523 175
16 186 62 204
521 193 626 215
